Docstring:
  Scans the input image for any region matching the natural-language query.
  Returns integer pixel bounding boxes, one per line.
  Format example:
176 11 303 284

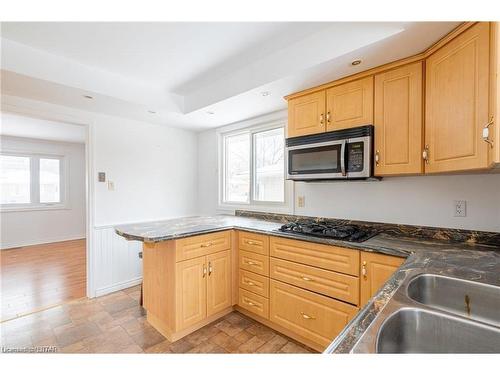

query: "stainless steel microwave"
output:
286 125 374 181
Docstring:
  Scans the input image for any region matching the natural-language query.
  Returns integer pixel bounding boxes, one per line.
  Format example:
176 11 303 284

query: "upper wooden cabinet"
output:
326 76 374 131
287 90 326 138
360 251 404 307
374 62 423 175
425 22 490 173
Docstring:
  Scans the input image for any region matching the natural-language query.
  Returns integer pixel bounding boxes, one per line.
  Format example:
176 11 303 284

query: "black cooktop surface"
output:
277 220 378 243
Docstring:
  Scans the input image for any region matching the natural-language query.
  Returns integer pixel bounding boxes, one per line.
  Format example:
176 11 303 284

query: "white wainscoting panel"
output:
93 226 143 297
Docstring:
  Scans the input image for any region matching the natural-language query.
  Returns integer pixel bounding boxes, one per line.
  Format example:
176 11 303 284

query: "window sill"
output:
217 202 292 215
0 204 70 213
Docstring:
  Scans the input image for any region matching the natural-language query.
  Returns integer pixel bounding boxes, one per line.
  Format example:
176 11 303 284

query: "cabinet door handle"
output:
483 116 494 148
203 265 207 278
362 261 367 279
208 261 213 276
320 113 324 125
301 276 314 282
200 242 213 248
300 312 316 320
375 150 380 166
422 145 430 164
326 111 331 124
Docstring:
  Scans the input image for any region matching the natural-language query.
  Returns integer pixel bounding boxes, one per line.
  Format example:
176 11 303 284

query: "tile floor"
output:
0 285 316 354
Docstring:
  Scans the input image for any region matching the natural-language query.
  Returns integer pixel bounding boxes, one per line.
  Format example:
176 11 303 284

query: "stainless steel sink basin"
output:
376 308 500 353
407 274 500 326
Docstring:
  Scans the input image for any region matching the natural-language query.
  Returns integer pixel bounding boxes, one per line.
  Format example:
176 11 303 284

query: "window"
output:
0 153 65 210
221 124 286 207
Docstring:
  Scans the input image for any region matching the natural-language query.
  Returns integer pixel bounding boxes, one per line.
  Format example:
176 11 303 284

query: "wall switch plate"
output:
297 195 305 208
98 172 106 182
454 200 466 217
107 181 115 191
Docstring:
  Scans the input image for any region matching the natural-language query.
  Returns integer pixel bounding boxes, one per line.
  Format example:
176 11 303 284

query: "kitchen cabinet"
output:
425 22 490 173
374 62 423 175
360 251 405 306
287 90 326 138
326 76 374 131
142 231 233 342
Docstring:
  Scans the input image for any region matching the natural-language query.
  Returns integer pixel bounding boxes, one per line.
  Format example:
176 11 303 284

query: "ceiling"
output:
1 22 460 131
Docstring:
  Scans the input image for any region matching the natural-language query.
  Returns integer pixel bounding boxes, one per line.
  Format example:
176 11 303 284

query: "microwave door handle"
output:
340 140 347 176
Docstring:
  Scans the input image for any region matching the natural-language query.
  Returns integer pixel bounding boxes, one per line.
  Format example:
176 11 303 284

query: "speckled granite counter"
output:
115 214 500 353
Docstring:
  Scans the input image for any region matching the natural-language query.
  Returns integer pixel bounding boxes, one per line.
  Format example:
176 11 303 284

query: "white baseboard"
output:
0 234 86 250
94 276 143 297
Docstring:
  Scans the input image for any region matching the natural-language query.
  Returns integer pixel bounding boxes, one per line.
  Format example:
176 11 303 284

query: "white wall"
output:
197 118 500 233
2 95 199 297
0 136 86 248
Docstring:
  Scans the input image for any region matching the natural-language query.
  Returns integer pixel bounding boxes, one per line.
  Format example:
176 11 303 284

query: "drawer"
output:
175 231 231 262
270 257 359 305
239 250 269 277
238 288 269 319
270 280 359 349
238 231 269 255
239 269 269 298
270 236 359 276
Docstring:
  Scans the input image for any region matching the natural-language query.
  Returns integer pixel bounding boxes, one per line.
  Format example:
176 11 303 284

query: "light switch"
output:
297 195 305 208
107 181 115 191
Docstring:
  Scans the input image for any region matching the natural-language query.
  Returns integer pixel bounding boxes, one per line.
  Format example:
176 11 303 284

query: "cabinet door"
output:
425 22 490 173
176 256 207 330
326 76 373 131
287 91 326 138
206 250 232 317
374 62 423 175
360 252 404 307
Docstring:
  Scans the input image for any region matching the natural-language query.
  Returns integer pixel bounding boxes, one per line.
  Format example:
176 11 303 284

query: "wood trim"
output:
490 22 500 165
284 22 477 101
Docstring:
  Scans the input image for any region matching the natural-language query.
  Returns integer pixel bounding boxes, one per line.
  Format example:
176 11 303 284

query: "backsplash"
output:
235 210 500 246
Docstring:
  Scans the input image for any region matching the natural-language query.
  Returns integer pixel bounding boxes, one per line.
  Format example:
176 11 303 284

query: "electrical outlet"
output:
107 181 115 191
454 200 466 217
297 195 305 208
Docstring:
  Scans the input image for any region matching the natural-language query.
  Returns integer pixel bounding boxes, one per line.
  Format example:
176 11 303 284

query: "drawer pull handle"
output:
245 240 257 245
244 298 257 307
200 242 213 248
300 312 316 320
246 261 256 265
245 281 255 286
301 276 314 282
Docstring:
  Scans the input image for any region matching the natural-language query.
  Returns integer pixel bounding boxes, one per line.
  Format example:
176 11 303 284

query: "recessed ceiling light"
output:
206 111 215 115
261 91 271 97
83 95 94 99
351 59 362 66
148 110 156 114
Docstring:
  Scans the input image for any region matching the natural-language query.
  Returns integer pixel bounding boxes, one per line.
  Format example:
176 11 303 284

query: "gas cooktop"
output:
276 220 378 243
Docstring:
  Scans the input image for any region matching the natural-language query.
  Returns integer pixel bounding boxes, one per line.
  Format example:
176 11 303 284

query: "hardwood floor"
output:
1 239 86 322
0 285 315 353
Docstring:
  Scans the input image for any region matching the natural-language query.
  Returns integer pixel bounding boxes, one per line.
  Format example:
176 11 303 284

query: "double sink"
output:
352 274 500 353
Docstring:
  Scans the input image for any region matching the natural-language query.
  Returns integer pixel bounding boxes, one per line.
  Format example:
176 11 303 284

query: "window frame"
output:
218 120 292 213
0 150 69 212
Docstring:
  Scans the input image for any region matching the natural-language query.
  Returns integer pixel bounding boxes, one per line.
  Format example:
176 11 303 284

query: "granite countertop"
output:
115 214 500 353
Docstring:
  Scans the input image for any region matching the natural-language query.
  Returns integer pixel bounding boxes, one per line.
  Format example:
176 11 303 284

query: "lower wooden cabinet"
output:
206 250 232 317
360 251 405 306
176 256 207 330
238 288 269 319
269 280 359 349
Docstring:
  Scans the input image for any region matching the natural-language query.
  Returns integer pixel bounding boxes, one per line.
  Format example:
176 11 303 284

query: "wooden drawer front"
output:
239 250 269 277
239 269 269 298
270 280 359 349
270 258 359 305
238 288 269 319
238 231 269 255
175 231 231 262
270 236 359 276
